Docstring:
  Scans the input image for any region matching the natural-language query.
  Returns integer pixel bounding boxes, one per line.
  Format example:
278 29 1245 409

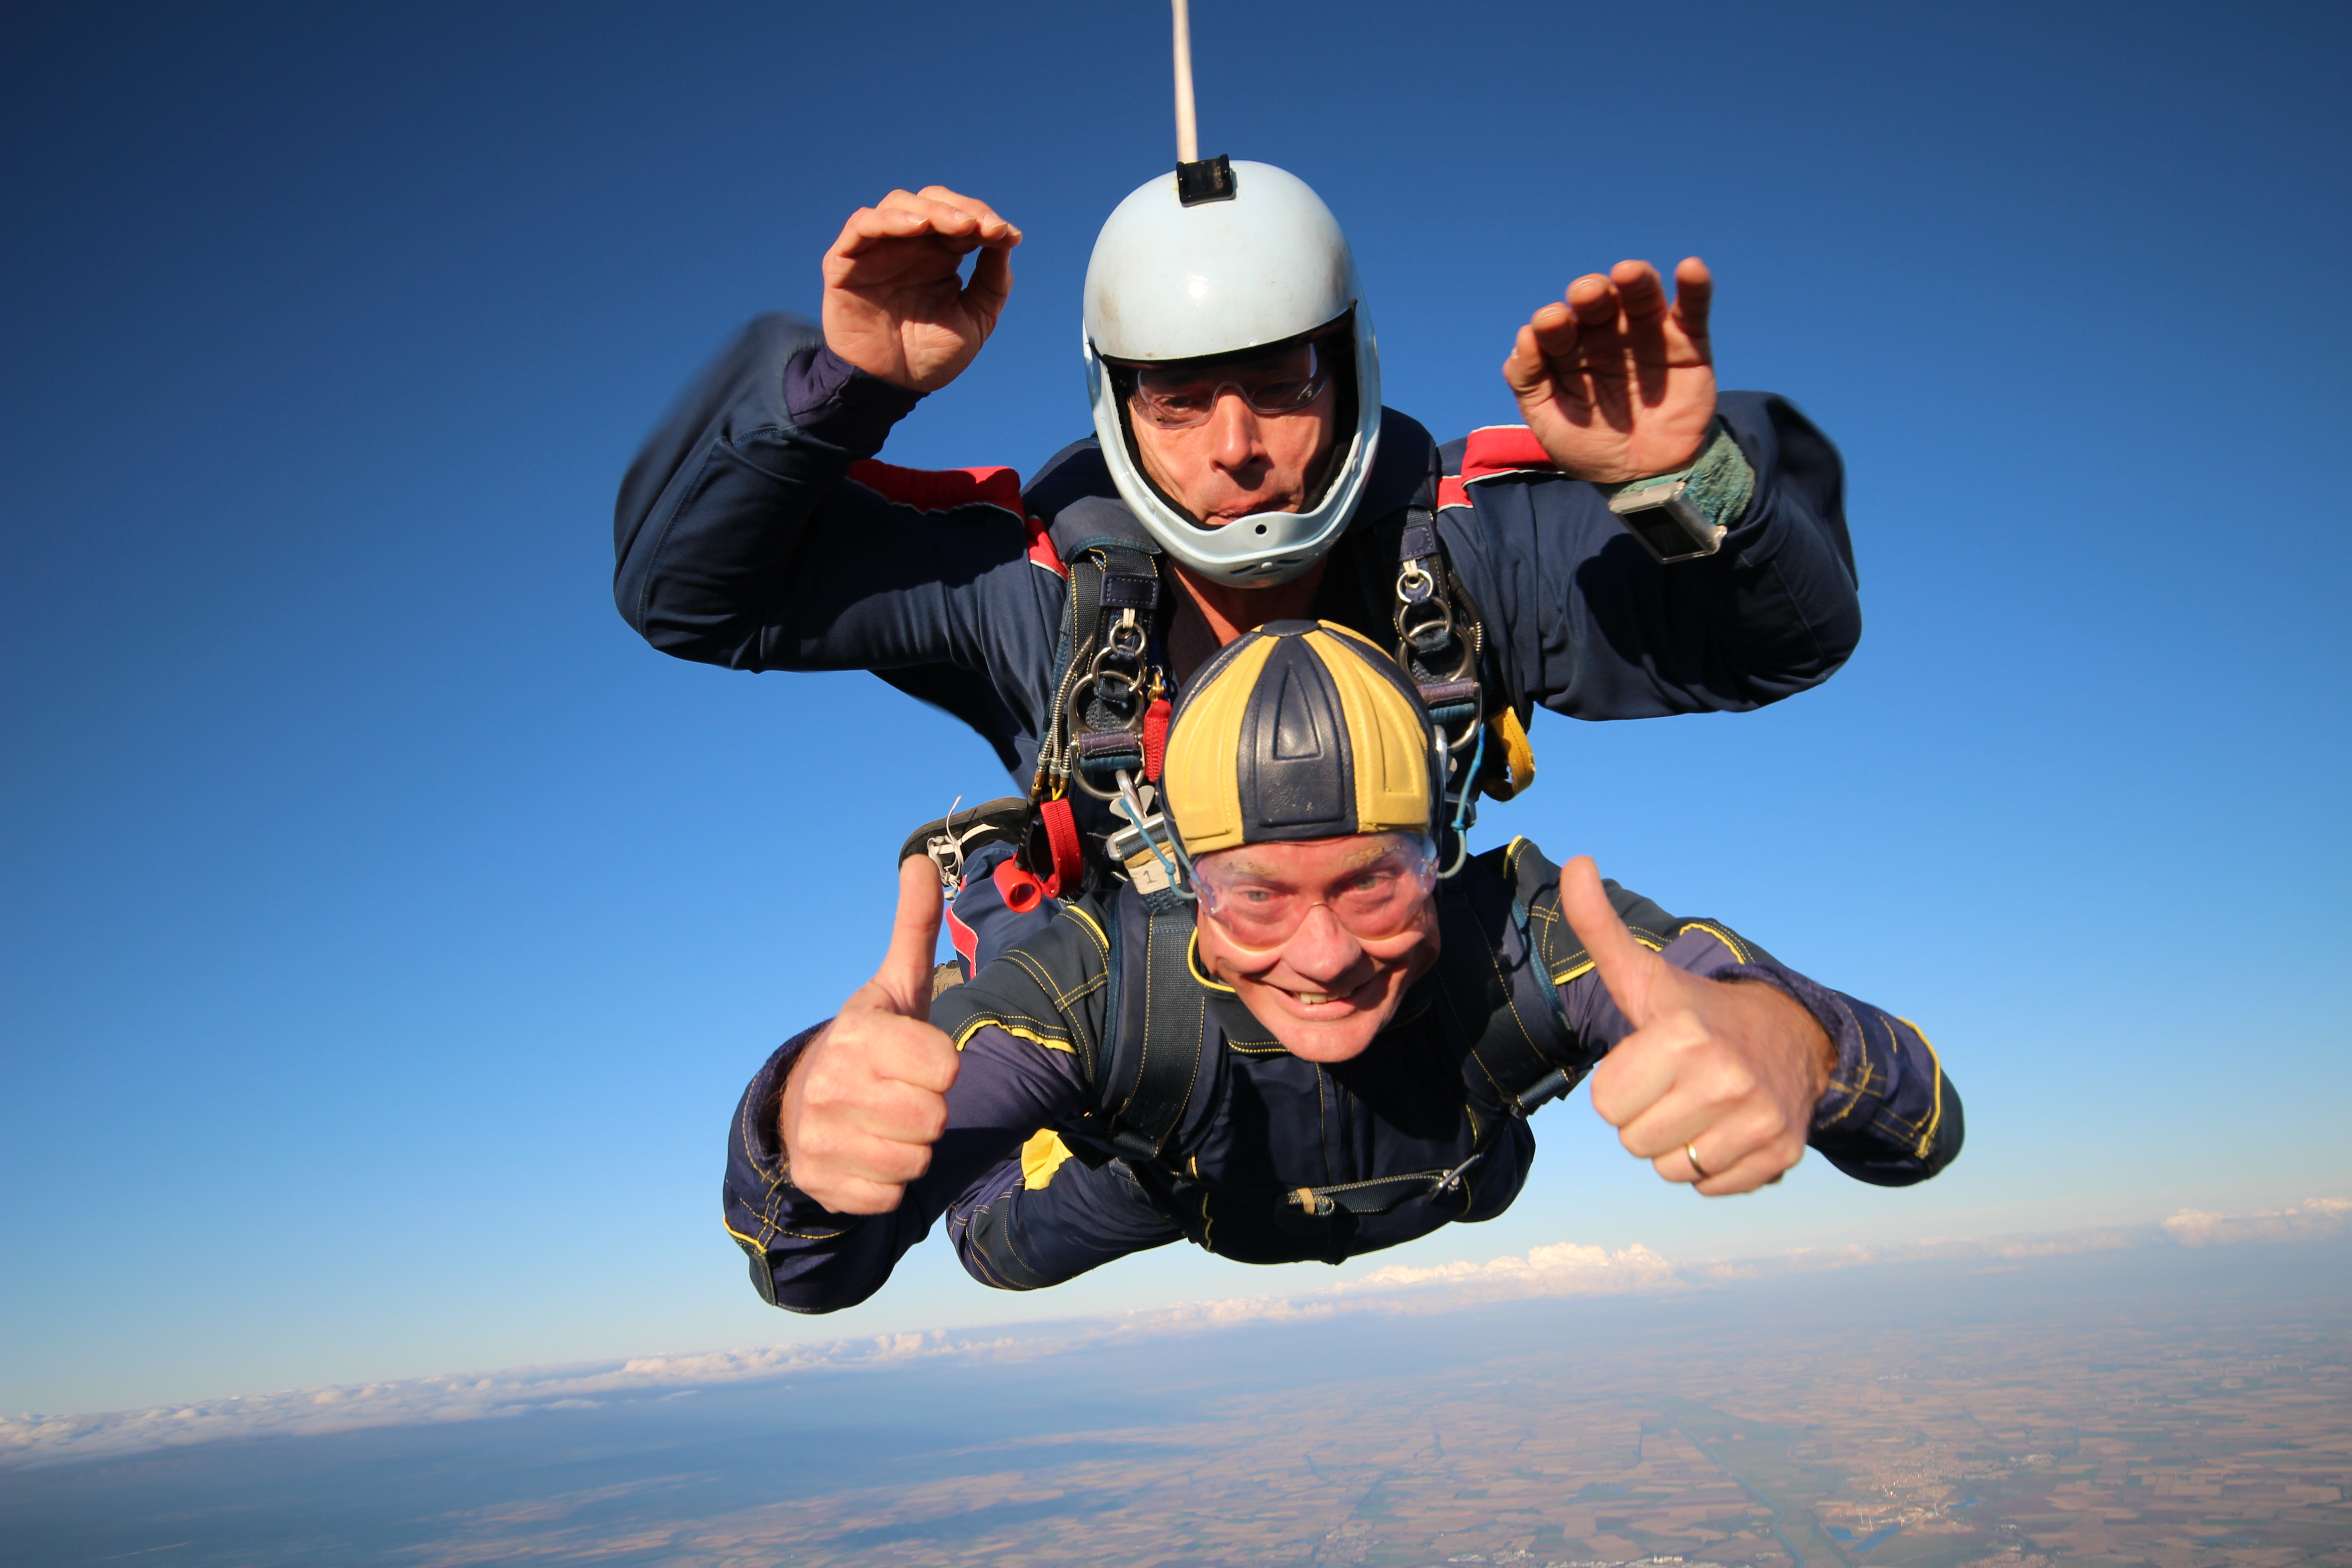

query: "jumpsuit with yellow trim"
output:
722 840 1963 1314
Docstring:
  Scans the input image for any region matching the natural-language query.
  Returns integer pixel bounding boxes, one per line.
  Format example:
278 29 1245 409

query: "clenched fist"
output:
1560 856 1835 1195
778 857 962 1214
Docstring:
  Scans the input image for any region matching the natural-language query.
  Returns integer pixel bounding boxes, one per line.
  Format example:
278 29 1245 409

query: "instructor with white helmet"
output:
616 136 1861 970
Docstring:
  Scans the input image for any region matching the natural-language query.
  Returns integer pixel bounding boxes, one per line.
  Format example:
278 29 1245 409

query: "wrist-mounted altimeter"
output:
1602 419 1758 565
1607 478 1725 564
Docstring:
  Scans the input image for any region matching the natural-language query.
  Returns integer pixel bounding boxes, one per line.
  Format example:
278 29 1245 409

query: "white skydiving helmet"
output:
1082 161 1382 588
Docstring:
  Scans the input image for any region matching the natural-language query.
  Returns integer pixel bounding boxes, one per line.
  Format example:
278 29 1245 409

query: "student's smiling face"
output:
1191 833 1441 1063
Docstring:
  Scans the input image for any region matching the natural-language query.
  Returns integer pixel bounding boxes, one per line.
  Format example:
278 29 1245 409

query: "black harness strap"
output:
1394 507 1482 745
1095 886 1210 1162
1386 503 1543 835
1434 847 1600 1118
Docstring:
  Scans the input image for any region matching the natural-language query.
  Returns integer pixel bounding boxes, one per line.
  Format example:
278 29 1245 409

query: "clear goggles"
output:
1121 339 1333 431
1192 833 1439 950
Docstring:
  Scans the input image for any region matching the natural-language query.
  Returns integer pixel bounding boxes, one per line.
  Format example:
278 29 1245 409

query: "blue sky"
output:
5 0 2346 1419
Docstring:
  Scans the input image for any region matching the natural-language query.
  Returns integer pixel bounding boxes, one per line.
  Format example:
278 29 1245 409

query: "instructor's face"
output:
1193 836 1440 1064
1128 378 1337 526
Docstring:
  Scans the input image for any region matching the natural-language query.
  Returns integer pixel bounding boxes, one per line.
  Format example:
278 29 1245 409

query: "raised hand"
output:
777 857 960 1214
1559 857 1834 1195
821 186 1021 393
1502 258 1719 485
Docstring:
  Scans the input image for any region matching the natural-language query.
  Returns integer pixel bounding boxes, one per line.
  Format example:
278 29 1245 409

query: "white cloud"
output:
1333 1240 1676 1300
6 1195 2341 1471
2160 1196 2351 1247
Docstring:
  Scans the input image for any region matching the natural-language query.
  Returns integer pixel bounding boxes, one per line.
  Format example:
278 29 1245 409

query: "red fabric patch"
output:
944 904 979 968
1437 475 1471 510
843 459 1067 579
1141 698 1171 783
846 459 1025 514
1026 514 1067 579
1038 797 1082 899
1459 426 1557 481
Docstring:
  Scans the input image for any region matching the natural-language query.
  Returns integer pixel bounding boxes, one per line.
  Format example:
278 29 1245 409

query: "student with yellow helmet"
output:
725 625 1956 1309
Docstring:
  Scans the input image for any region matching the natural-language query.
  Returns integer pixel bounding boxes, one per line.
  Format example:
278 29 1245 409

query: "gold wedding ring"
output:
1686 1142 1709 1180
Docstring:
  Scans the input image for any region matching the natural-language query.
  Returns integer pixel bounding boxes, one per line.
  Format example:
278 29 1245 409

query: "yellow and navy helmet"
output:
1162 620 1441 857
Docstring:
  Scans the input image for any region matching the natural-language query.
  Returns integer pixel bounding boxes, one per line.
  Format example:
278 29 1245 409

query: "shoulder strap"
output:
1026 540 1171 893
1434 845 1597 1117
1093 883 1214 1161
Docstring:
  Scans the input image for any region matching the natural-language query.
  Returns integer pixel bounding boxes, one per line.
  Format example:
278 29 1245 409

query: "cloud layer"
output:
6 1195 2342 1471
2160 1196 2350 1247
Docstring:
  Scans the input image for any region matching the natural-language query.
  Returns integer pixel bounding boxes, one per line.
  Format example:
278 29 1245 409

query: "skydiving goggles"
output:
1192 833 1440 950
1118 338 1333 430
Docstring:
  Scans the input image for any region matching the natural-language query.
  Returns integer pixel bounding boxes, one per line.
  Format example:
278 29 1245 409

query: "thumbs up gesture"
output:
1561 857 1836 1195
777 857 961 1215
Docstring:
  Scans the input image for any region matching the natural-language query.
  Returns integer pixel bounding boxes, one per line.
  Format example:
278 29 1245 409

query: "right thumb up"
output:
859 856 947 1022
778 856 960 1215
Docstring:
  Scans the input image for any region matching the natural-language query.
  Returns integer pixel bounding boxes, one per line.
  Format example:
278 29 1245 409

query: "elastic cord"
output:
1115 774 1199 901
1439 723 1486 878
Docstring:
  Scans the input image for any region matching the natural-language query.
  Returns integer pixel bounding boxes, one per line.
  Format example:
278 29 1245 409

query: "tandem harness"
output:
1011 500 1538 899
1071 839 1602 1231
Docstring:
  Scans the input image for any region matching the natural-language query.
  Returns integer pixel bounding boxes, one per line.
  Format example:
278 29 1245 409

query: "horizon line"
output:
5 1195 2343 1472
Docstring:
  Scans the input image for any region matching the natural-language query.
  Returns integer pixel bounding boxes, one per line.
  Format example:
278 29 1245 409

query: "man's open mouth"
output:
1270 975 1377 1014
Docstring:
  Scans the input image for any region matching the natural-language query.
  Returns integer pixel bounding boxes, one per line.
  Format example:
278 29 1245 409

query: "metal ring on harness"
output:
1397 595 1455 655
1101 609 1147 658
1088 638 1146 697
1062 662 1152 799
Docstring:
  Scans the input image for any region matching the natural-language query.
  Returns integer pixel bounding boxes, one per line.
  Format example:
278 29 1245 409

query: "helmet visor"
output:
1120 339 1332 430
1193 833 1439 950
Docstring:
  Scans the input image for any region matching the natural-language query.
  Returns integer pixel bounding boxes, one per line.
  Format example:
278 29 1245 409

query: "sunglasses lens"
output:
1129 342 1329 429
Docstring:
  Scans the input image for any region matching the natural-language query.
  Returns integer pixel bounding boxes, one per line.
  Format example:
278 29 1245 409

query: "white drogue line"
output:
1172 0 1199 164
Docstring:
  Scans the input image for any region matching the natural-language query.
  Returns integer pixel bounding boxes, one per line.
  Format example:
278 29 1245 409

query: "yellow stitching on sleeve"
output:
1896 1015 1944 1157
1676 920 1752 963
1550 959 1596 986
951 1016 1078 1054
